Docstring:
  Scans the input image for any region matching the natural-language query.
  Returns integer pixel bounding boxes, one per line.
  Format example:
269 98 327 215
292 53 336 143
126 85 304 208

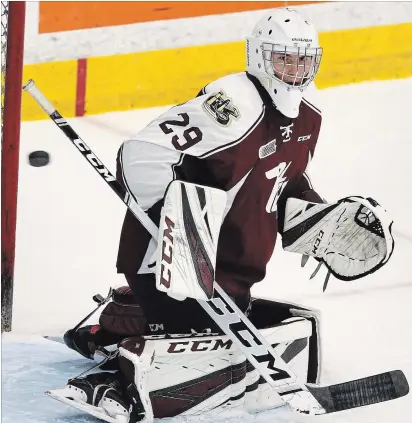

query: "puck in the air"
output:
28 151 50 167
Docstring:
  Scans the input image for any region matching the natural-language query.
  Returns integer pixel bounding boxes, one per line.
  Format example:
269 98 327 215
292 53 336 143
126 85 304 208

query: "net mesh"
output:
1 1 8 136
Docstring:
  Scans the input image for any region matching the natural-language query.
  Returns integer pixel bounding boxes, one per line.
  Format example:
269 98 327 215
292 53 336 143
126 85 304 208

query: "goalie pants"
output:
125 273 251 335
75 276 322 385
99 273 299 339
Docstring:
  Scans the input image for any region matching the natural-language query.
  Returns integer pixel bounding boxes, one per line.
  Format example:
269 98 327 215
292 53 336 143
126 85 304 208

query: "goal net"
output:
1 1 26 332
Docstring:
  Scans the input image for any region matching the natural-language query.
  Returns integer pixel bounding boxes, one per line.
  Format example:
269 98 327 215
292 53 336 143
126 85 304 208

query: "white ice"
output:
2 78 412 422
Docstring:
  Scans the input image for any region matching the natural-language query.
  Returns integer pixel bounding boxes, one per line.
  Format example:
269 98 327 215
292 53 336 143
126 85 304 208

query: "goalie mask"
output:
246 8 323 118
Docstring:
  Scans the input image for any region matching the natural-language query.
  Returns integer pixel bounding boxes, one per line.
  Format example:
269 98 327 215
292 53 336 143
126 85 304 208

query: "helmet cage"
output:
261 43 323 88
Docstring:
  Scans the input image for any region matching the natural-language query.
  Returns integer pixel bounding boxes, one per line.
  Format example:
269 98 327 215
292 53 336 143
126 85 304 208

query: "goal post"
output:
1 1 26 332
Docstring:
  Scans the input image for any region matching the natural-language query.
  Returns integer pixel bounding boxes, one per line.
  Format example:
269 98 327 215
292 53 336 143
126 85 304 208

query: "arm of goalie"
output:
155 180 227 301
282 196 395 281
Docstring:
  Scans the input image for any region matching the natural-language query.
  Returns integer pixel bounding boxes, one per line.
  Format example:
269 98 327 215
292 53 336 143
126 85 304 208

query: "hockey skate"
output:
46 371 138 423
63 325 123 370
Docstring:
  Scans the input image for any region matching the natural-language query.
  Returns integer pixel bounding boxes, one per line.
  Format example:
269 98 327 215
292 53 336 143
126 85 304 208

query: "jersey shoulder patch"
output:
201 72 264 126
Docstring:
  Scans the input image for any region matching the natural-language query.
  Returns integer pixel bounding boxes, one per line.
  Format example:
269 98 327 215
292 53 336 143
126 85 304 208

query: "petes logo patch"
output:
280 122 294 142
203 91 240 126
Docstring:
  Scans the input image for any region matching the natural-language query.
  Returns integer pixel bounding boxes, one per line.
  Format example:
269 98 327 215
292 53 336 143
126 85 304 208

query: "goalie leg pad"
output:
48 316 314 420
248 298 322 384
118 337 155 422
118 316 314 418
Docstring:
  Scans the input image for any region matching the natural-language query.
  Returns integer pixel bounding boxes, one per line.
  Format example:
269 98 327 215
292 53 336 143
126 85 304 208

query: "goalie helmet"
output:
246 8 323 118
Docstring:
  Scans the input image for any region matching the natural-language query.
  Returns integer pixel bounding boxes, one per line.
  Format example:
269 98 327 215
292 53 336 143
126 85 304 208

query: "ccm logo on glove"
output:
312 230 324 255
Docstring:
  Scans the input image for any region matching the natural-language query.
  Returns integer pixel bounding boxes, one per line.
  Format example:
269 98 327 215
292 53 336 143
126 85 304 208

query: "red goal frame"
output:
1 1 26 332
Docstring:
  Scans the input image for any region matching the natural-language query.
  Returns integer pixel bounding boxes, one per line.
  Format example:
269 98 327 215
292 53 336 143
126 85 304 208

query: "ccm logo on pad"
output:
167 338 233 353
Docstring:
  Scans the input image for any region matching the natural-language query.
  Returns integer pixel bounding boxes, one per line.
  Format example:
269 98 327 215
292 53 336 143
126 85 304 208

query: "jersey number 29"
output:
159 113 203 151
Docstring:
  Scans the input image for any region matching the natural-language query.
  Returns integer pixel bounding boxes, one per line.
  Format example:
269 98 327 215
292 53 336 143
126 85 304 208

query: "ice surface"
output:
2 78 412 422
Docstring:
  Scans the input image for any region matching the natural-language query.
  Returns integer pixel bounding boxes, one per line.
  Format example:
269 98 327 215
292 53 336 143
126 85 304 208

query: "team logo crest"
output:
280 122 294 142
203 91 240 126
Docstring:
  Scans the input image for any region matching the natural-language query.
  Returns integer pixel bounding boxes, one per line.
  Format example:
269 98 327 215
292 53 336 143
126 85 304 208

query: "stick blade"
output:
308 370 409 413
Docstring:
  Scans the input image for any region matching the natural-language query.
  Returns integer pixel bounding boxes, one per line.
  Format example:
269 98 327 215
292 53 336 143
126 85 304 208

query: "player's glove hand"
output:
283 196 395 291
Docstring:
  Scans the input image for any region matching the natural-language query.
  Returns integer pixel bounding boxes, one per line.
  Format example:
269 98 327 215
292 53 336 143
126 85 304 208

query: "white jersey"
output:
120 72 264 209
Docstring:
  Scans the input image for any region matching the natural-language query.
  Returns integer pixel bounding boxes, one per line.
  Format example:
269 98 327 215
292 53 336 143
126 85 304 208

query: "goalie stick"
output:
23 80 409 416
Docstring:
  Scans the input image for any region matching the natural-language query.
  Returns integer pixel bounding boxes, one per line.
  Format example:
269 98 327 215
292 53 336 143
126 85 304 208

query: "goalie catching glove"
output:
282 196 395 288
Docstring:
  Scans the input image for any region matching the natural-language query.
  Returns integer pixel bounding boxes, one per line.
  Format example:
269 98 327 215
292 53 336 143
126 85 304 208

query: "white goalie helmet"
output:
246 8 323 118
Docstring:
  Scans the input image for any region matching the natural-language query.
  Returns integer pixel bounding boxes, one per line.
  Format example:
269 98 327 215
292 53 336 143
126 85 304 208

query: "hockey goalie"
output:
47 8 396 423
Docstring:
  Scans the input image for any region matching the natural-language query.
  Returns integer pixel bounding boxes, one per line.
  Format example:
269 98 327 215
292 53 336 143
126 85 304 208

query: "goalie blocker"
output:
49 285 322 423
155 180 227 301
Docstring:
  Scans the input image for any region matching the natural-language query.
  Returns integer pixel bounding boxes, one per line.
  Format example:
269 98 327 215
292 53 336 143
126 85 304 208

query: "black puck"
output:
28 151 50 167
